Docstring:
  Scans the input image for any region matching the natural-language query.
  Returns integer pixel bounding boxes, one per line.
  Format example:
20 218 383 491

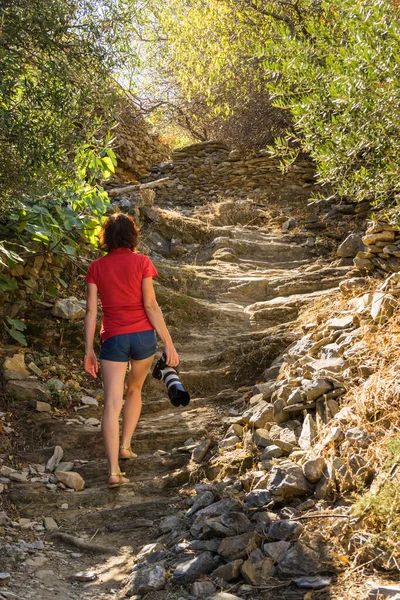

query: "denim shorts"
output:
99 330 157 362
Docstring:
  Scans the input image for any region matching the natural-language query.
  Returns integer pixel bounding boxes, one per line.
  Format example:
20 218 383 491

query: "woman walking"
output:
84 213 179 488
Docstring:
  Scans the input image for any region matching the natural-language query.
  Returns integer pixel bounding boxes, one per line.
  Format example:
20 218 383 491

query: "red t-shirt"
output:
85 248 158 342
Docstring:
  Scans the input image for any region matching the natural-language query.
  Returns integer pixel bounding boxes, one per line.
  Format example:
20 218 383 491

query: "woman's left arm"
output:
84 282 99 377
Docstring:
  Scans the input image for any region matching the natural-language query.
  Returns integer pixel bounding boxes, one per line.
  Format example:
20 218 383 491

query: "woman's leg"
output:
120 355 155 454
100 359 128 480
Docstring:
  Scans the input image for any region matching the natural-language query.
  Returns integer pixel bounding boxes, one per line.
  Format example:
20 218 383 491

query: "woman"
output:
84 212 179 488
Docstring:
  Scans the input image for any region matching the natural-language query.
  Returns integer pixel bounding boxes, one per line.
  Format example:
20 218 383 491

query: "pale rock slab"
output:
46 446 64 472
56 471 85 491
298 415 317 449
53 297 86 320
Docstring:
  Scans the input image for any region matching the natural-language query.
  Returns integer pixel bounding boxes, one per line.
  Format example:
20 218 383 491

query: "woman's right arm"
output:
142 277 179 367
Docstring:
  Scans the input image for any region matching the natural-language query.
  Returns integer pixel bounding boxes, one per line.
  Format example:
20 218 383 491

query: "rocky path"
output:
1 196 357 600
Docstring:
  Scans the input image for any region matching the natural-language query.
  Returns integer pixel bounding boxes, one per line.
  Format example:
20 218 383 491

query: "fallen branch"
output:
107 177 170 197
49 531 117 554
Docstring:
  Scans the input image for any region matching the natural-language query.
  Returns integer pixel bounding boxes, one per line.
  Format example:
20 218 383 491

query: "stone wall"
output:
353 222 400 277
143 140 318 203
113 103 170 183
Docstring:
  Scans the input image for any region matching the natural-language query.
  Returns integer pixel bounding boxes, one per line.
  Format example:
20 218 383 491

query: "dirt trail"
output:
3 195 353 600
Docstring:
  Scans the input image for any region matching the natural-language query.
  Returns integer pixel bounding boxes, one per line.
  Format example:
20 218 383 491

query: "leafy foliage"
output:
134 0 400 204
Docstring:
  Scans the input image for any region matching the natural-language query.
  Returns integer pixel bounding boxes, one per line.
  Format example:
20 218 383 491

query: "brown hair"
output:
99 213 139 252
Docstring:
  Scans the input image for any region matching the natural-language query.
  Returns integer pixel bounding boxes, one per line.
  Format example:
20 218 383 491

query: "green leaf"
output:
56 277 68 289
0 276 18 292
47 281 58 296
6 316 27 331
4 324 28 346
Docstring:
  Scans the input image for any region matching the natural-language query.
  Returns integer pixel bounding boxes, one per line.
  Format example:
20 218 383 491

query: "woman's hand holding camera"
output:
165 343 179 367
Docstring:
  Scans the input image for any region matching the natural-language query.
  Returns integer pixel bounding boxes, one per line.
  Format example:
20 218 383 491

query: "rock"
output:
302 378 333 401
4 354 29 376
345 427 370 448
43 516 58 531
273 398 290 424
252 381 275 400
220 512 252 535
211 559 243 582
0 466 15 476
85 417 101 426
244 489 272 509
294 576 332 589
248 402 274 428
159 515 187 533
9 472 28 482
370 292 396 324
52 297 86 320
0 511 7 525
298 415 317 449
56 471 85 491
55 461 74 472
28 362 43 377
339 277 367 294
219 435 240 449
278 539 325 576
325 315 354 330
368 584 400 599
218 531 261 561
0 573 10 583
302 458 326 483
46 446 64 472
34 401 52 412
126 564 166 595
363 231 395 245
47 377 64 391
137 543 166 560
209 594 245 600
192 439 211 462
191 581 216 597
191 500 242 535
260 445 284 460
240 553 275 584
172 552 215 585
253 429 272 447
337 234 365 258
70 571 97 582
6 379 50 401
263 540 290 562
267 520 303 541
287 387 306 406
267 460 312 501
81 396 98 407
187 491 215 517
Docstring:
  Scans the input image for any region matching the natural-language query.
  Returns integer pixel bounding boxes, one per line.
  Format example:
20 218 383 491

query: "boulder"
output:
298 415 318 449
263 540 290 562
126 564 166 596
34 401 52 412
248 403 274 428
267 520 303 541
277 540 325 576
56 471 85 491
253 429 272 447
211 559 243 582
220 512 252 535
244 489 272 509
302 457 326 483
46 446 64 472
370 292 397 324
7 379 50 402
172 552 215 584
337 234 365 258
4 353 29 376
192 581 216 597
53 297 86 320
192 439 211 462
218 531 261 561
240 553 275 585
266 460 312 501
